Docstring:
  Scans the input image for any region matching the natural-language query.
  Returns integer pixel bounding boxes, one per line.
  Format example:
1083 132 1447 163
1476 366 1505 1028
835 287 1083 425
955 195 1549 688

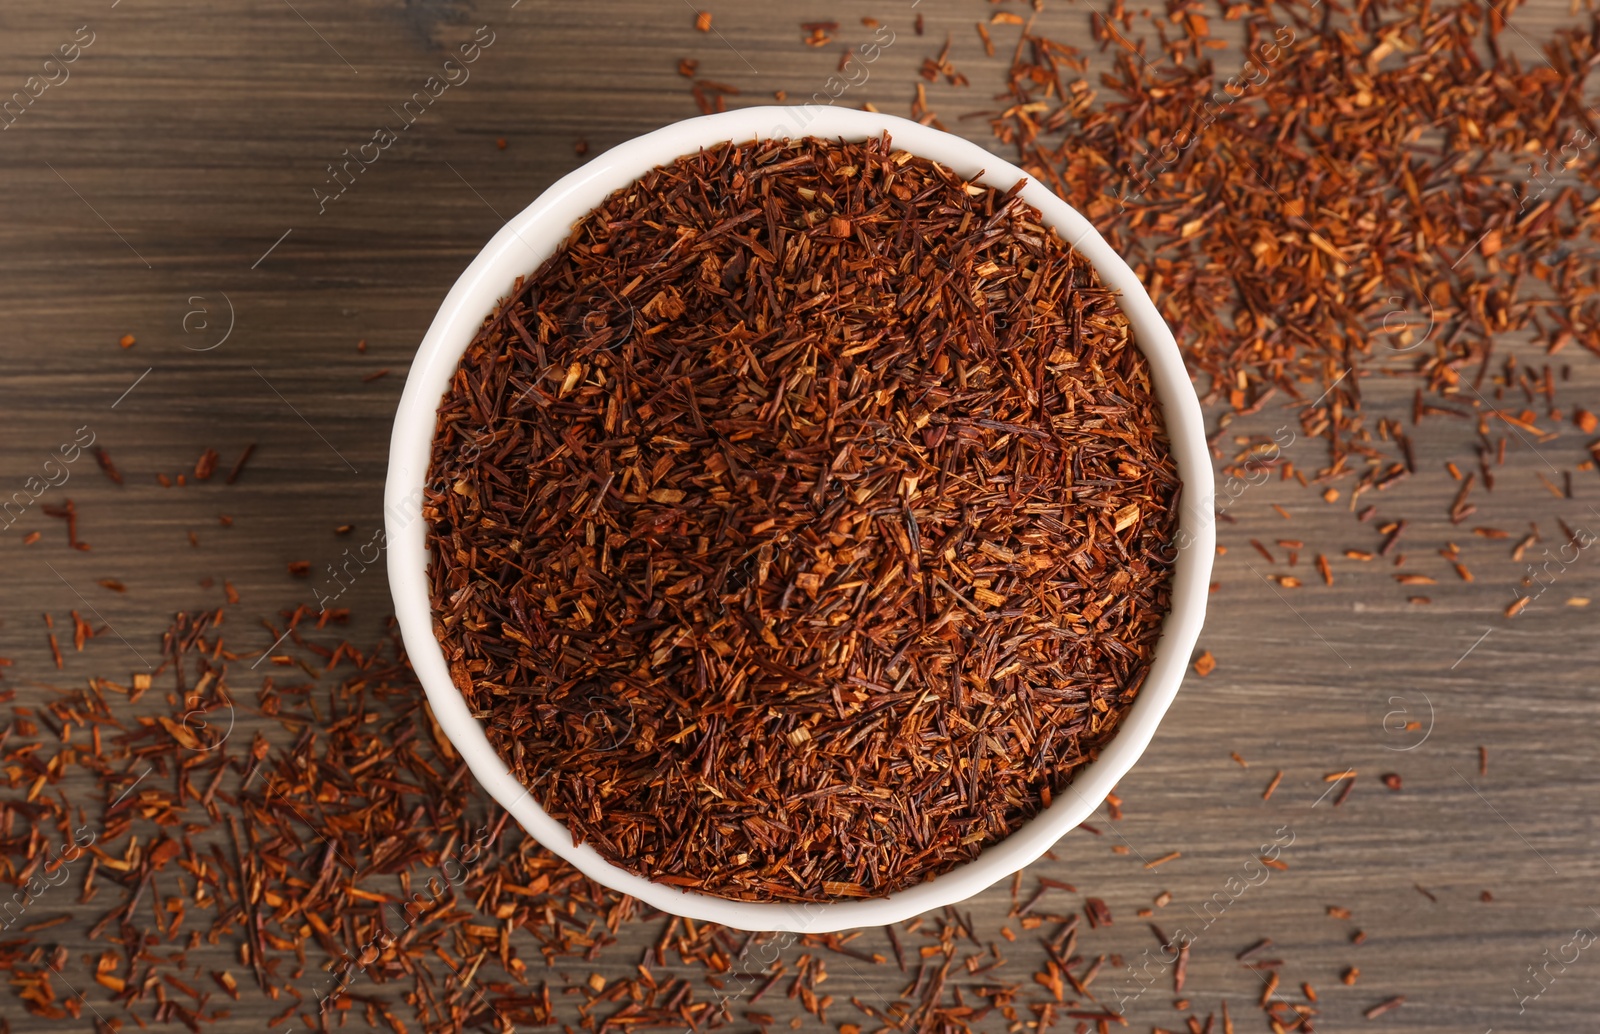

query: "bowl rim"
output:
384 104 1215 934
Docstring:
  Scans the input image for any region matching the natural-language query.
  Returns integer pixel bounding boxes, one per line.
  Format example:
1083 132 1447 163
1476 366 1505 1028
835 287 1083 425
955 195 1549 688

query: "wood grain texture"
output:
2 1 1598 1031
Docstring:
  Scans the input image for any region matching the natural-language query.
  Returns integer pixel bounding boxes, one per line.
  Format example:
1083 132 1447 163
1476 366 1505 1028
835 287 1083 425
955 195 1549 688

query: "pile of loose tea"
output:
426 134 1180 902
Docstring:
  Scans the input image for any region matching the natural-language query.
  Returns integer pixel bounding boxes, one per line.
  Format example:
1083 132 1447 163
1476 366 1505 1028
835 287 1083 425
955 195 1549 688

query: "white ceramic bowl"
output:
386 106 1214 934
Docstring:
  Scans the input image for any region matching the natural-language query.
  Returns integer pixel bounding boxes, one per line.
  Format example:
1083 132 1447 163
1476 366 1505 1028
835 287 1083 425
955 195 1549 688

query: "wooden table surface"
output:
3 1 1598 1032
